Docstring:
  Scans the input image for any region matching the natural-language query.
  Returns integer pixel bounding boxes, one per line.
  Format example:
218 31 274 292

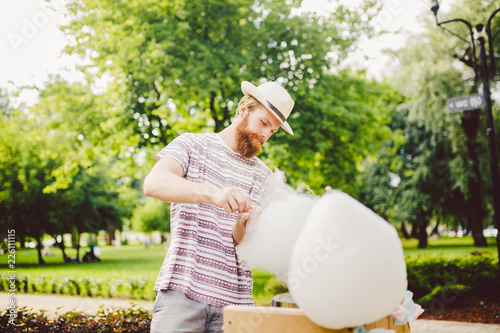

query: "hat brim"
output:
241 81 294 135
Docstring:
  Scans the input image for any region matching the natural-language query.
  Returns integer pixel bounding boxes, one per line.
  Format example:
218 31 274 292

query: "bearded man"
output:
144 81 295 333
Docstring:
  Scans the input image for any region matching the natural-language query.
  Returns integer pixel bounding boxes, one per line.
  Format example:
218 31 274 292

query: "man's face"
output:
236 104 282 159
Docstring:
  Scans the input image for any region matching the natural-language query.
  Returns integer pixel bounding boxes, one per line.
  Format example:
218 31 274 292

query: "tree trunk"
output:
76 233 81 262
52 234 70 261
410 222 419 238
72 227 81 262
35 234 45 265
400 221 410 239
19 232 26 249
462 110 487 247
107 225 116 246
466 168 486 246
76 244 80 262
430 219 440 236
417 213 429 249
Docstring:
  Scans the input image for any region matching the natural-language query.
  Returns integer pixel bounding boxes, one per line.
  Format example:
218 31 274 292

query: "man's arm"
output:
143 156 252 213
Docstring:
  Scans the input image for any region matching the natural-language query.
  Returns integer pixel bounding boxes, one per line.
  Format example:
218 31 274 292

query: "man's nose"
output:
261 130 272 142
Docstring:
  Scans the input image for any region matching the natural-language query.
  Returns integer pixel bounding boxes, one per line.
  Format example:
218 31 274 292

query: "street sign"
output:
447 94 486 113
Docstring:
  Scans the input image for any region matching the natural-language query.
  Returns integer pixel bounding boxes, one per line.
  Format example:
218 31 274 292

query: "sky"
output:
0 0 452 105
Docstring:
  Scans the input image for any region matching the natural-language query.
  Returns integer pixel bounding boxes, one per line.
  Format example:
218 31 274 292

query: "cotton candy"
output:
287 190 407 329
236 170 317 279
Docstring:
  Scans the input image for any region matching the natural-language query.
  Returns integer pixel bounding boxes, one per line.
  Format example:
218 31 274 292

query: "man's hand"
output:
236 211 251 228
233 202 263 245
212 187 252 213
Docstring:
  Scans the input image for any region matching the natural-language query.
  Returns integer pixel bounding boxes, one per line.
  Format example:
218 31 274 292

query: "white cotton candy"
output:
287 190 408 329
236 170 317 279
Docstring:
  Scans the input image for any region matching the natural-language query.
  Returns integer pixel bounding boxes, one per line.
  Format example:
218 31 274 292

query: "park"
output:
1 0 500 332
0 234 498 331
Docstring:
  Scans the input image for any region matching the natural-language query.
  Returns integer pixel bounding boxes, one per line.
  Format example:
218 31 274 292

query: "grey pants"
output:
150 289 224 333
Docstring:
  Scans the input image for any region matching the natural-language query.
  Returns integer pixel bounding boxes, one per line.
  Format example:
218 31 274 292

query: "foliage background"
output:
1 0 499 260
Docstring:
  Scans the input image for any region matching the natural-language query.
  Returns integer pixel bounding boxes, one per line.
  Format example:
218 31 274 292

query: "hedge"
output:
2 252 498 308
261 251 499 306
0 306 151 332
0 274 152 300
405 252 499 305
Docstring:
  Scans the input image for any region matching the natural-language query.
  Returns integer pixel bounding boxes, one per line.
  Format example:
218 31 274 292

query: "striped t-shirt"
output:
152 132 272 306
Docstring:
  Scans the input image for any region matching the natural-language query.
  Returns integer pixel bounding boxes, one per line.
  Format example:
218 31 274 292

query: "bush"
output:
0 306 151 332
0 274 152 300
254 252 499 307
128 277 148 299
405 252 499 305
264 277 289 296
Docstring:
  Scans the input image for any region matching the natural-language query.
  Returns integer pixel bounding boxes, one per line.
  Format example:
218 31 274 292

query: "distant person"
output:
42 245 52 257
82 245 101 262
143 81 296 333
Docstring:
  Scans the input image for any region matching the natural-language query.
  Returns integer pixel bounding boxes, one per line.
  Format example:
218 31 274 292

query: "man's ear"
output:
238 103 247 116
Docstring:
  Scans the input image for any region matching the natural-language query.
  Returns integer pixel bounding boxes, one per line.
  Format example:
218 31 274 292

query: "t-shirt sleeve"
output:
249 164 273 207
154 133 193 178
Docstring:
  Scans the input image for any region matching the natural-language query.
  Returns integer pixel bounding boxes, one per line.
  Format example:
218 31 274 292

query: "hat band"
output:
266 100 286 123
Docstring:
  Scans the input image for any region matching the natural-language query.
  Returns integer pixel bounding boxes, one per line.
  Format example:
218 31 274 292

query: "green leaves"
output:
131 197 170 233
406 252 499 304
62 0 377 147
0 80 141 246
263 70 400 195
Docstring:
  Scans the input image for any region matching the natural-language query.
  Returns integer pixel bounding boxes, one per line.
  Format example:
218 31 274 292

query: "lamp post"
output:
431 1 500 270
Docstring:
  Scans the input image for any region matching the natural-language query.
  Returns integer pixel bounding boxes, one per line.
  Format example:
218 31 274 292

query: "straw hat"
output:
241 81 295 135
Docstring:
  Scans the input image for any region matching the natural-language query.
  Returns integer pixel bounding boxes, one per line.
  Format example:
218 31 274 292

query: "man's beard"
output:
236 115 263 159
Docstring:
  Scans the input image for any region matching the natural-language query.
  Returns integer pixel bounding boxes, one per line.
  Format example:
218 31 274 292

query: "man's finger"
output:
239 189 253 212
227 196 239 213
237 212 251 227
222 202 232 213
234 192 250 213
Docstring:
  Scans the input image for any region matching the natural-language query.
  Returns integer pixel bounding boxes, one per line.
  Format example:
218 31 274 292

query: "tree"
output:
363 0 500 247
63 0 376 146
261 71 400 194
132 197 170 243
60 0 403 192
0 79 142 263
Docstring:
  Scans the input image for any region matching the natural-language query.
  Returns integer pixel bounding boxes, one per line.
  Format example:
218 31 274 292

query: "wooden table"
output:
223 306 411 333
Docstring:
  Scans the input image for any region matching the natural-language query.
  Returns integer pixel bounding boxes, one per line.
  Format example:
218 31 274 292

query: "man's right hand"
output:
212 187 252 213
144 157 252 212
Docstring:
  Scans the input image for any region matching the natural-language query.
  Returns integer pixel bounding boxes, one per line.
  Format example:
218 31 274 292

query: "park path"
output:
2 293 500 333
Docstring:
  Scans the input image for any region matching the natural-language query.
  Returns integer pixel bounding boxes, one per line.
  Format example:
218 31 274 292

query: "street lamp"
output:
431 1 500 270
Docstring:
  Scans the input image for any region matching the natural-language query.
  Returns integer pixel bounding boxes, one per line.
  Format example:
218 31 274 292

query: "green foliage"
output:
402 236 498 256
405 252 499 304
56 0 399 196
264 276 289 295
0 273 152 300
1 0 402 265
0 82 143 261
63 0 377 147
132 197 170 233
363 0 500 247
128 276 149 299
263 72 400 194
416 284 471 306
0 306 151 332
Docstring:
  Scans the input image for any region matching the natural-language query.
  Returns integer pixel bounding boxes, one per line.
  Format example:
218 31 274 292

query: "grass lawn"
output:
1 236 497 305
401 236 498 257
0 243 276 303
5 244 167 280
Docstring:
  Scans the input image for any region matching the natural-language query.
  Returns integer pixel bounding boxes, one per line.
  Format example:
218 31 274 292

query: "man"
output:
144 80 295 332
